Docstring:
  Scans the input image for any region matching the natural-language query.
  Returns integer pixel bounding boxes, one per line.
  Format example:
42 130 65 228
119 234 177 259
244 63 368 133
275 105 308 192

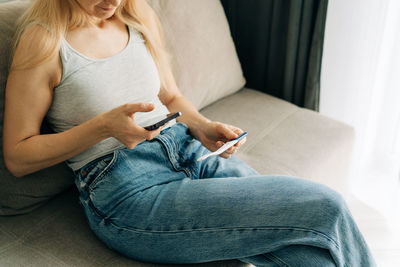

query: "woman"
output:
3 0 375 266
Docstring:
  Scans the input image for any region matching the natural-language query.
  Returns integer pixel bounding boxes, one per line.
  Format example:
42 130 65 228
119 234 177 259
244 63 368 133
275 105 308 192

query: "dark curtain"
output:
220 0 328 111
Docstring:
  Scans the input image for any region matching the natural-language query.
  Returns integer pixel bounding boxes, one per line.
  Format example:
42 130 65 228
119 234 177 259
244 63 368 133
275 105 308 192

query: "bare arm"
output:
2 26 109 177
141 1 247 157
3 26 159 177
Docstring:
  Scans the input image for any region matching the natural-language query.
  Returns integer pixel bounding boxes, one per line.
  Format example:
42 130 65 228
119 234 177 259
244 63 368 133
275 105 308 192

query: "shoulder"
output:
14 24 52 63
12 24 62 87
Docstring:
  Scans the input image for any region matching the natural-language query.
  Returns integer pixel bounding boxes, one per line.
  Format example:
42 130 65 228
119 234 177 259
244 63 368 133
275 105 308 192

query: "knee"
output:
279 175 349 216
312 184 350 223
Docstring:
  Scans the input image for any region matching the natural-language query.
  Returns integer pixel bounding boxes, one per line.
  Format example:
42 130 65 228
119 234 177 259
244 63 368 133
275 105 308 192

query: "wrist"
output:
189 118 212 141
95 114 111 140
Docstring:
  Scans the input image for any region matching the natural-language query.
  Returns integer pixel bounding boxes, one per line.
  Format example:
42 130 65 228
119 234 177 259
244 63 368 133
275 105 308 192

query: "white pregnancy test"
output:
197 132 247 162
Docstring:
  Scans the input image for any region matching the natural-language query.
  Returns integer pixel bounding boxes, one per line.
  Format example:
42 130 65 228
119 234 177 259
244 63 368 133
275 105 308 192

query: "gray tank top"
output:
46 26 173 171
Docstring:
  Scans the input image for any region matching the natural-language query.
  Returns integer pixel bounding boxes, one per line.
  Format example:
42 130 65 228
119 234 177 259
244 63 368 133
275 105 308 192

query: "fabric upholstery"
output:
0 88 354 266
0 186 248 266
147 0 246 109
200 88 355 194
0 1 74 216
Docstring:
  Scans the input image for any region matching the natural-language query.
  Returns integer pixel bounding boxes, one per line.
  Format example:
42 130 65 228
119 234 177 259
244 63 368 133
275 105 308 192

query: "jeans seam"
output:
88 197 108 220
262 253 290 267
88 150 119 192
156 135 191 177
101 219 340 249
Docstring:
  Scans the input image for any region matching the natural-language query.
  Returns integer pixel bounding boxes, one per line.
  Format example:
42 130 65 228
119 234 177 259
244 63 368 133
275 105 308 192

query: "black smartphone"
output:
143 112 182 131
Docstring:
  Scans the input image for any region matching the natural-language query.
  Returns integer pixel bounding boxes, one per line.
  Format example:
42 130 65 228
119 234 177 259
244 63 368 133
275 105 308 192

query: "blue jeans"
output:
74 123 376 266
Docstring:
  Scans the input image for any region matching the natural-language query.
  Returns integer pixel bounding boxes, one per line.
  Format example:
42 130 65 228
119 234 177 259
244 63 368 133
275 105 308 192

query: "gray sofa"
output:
0 0 355 266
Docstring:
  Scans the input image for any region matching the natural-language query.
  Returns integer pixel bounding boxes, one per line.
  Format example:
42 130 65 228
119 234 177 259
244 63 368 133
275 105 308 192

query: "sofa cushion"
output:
0 1 74 216
147 0 245 109
200 88 355 194
0 186 248 267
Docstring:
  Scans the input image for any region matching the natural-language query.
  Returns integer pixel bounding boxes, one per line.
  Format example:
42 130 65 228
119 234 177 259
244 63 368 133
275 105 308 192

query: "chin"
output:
94 12 115 20
99 14 115 20
94 7 117 19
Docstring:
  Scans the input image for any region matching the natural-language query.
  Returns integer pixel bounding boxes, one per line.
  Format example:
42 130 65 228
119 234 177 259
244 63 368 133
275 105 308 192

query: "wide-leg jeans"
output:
74 123 376 267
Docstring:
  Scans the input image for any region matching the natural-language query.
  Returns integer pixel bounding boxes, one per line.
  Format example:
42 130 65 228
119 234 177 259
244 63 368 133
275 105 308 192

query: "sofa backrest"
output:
0 0 245 215
147 0 245 109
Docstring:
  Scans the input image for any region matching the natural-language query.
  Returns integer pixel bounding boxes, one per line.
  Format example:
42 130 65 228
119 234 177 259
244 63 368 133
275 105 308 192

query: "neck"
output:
87 15 115 29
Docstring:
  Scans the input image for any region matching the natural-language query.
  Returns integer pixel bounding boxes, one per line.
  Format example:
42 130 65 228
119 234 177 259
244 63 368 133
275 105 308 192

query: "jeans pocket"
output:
85 151 119 192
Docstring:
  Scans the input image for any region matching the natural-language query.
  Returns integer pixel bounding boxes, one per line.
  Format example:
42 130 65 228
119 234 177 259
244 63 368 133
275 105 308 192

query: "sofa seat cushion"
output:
0 186 248 267
200 88 355 194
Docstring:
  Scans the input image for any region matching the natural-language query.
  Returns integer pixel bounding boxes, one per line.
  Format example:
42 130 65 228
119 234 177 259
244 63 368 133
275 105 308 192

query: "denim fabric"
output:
74 123 376 267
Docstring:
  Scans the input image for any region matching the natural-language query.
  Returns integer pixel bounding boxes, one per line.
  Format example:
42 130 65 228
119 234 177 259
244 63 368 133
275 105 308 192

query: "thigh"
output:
90 174 345 265
169 129 260 179
85 141 188 219
196 154 259 178
158 122 259 179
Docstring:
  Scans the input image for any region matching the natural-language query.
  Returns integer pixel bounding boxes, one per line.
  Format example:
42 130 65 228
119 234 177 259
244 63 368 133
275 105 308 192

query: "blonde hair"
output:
11 0 172 90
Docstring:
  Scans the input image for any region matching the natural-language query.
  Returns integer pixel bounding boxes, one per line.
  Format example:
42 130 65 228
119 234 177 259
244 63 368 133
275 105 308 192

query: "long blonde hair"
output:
11 0 172 90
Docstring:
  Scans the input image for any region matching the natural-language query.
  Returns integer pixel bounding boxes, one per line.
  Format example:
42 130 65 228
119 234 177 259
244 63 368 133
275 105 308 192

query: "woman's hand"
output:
100 102 163 149
192 121 247 159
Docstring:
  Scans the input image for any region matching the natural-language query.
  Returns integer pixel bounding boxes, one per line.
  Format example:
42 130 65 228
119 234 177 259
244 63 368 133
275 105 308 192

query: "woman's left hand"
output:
191 121 246 159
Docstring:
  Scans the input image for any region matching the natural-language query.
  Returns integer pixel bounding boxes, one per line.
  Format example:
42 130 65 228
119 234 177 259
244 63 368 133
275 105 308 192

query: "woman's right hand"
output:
100 102 162 149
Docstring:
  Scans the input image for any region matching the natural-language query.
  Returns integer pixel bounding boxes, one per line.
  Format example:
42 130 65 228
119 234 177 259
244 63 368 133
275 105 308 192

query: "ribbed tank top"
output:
46 26 173 171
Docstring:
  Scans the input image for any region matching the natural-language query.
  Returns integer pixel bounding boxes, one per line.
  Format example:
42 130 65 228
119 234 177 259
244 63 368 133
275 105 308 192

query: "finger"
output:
149 127 163 139
219 152 231 159
215 140 224 149
124 102 155 116
235 136 247 147
216 144 236 158
231 127 243 136
130 124 154 140
216 140 239 154
217 140 237 152
230 146 240 154
226 146 236 153
216 123 238 141
159 123 169 132
143 127 163 140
